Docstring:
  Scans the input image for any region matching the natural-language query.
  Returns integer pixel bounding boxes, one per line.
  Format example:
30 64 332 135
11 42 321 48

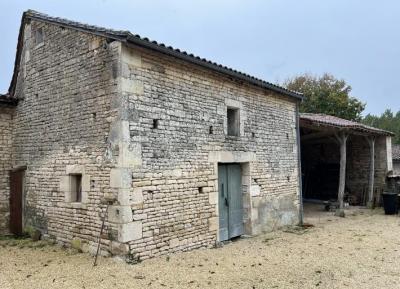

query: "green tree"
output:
284 73 366 121
363 109 400 144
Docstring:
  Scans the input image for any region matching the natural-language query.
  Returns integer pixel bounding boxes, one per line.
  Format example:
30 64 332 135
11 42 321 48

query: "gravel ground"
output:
1 207 400 289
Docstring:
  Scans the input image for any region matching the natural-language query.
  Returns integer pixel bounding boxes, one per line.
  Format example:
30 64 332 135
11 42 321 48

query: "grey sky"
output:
1 0 399 115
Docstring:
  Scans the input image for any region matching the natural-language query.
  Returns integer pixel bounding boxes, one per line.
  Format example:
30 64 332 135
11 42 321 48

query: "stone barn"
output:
0 10 303 259
388 144 400 195
0 94 16 232
392 144 400 175
300 113 393 214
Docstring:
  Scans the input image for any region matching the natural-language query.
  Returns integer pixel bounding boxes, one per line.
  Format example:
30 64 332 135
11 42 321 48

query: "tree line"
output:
283 73 400 144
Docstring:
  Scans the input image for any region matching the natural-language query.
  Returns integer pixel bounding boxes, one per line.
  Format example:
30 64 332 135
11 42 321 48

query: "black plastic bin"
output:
382 192 398 215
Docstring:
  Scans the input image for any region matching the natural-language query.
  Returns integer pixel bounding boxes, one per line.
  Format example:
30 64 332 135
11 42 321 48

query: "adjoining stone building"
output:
0 94 16 233
392 144 400 175
0 10 304 259
388 144 400 194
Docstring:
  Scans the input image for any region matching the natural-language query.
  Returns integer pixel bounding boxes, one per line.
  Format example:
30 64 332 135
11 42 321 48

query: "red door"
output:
9 170 24 235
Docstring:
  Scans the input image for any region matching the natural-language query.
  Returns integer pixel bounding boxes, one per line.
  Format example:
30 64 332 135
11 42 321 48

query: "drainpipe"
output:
296 102 304 226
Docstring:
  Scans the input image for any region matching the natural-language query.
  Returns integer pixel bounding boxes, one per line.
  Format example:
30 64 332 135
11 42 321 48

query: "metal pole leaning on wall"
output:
93 202 110 267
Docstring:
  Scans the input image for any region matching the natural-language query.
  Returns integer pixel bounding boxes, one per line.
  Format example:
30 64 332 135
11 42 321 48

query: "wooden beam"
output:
365 136 375 208
334 132 348 217
299 122 338 134
301 138 337 145
301 131 334 142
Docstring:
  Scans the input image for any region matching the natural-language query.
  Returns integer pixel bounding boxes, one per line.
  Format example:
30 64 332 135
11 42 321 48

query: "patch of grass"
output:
262 236 276 243
282 225 312 235
0 234 29 241
126 252 141 265
0 235 53 249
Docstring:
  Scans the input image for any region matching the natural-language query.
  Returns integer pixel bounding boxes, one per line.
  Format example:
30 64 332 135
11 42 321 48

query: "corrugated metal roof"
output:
392 144 400 160
300 113 394 136
7 10 303 100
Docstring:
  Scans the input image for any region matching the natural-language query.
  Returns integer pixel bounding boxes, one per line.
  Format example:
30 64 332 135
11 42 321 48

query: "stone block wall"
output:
394 161 400 175
0 107 14 234
118 43 300 260
346 135 371 204
5 18 301 259
10 20 120 252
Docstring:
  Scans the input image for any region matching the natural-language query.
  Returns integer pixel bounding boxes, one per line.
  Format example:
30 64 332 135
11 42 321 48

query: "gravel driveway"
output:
1 207 400 289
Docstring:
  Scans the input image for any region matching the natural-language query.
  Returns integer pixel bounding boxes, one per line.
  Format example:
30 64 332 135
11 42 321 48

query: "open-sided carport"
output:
299 113 394 216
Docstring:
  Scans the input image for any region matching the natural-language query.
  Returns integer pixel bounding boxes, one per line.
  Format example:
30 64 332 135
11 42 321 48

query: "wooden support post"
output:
335 132 348 217
366 136 375 209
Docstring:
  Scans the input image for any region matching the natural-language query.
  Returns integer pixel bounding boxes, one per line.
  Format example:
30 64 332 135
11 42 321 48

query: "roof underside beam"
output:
300 122 386 138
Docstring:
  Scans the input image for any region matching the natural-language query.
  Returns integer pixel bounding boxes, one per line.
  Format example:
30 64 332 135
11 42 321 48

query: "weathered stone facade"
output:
394 161 400 175
392 145 400 175
0 11 302 260
347 135 391 205
0 107 13 234
9 19 120 253
116 44 300 259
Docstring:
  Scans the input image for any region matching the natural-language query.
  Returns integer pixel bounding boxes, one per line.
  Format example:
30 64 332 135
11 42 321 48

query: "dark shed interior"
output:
300 113 393 209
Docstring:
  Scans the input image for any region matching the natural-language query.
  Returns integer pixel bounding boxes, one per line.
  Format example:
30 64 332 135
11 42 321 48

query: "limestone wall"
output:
346 135 371 204
0 107 14 234
117 43 300 260
394 161 400 175
9 19 300 260
345 135 389 205
11 20 120 252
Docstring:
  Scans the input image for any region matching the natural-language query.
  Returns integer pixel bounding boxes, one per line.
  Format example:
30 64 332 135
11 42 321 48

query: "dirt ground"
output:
1 205 400 289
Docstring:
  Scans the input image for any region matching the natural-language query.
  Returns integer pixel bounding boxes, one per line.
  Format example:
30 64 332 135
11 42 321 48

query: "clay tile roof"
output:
393 144 400 161
300 113 394 136
8 10 303 100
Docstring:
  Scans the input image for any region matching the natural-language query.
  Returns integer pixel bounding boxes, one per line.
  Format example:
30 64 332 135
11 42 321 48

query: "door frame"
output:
218 163 244 241
9 166 26 235
209 151 255 241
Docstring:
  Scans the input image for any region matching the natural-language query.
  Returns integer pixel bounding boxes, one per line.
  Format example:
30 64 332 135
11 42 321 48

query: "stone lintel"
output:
66 164 85 175
208 151 256 163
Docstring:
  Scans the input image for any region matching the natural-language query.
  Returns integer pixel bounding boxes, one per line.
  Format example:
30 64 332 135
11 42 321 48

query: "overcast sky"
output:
1 0 399 115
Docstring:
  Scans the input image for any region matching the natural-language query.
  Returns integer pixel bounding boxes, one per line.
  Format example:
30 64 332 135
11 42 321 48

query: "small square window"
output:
227 107 240 136
35 28 44 45
69 174 82 202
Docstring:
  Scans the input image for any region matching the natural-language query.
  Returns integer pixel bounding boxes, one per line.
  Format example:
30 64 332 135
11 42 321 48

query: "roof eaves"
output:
12 10 303 101
300 114 394 136
125 35 303 100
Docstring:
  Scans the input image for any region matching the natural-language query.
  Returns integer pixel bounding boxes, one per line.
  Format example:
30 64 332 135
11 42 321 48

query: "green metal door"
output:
218 164 243 241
